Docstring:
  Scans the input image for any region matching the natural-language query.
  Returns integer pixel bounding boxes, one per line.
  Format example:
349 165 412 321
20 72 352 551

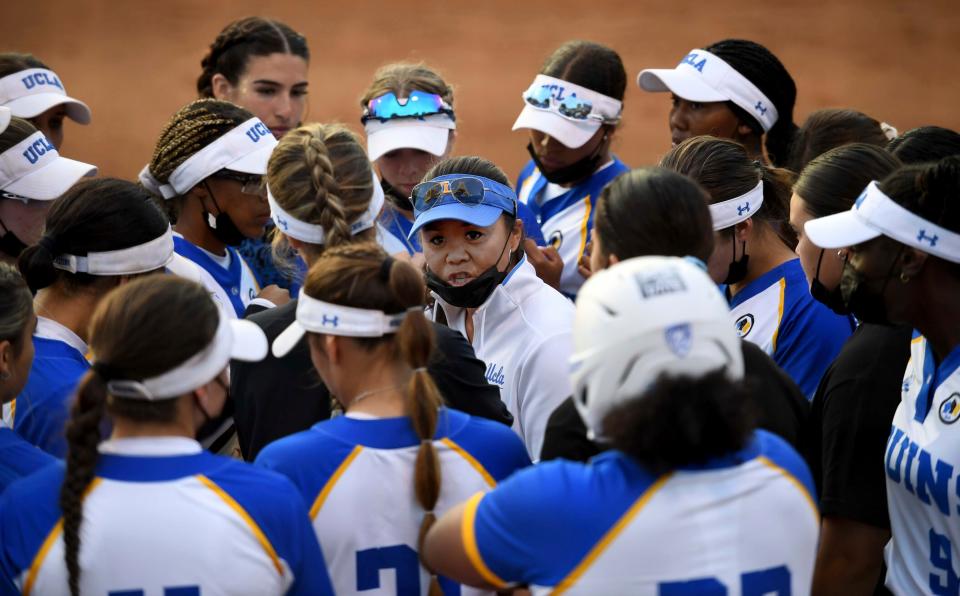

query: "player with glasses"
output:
411 156 574 460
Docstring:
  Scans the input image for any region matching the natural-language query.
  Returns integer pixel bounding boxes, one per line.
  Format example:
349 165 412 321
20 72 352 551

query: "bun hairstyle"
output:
18 178 169 293
788 108 890 173
197 17 309 98
301 242 443 591
794 143 901 219
888 126 960 165
660 136 795 245
60 275 220 596
359 62 454 109
594 167 714 263
266 123 376 260
540 40 626 102
705 39 797 167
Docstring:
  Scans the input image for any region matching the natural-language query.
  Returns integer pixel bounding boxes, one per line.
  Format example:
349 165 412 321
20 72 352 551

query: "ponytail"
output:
303 133 353 248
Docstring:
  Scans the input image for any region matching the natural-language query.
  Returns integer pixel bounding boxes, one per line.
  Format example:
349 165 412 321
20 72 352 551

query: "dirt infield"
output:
2 0 958 180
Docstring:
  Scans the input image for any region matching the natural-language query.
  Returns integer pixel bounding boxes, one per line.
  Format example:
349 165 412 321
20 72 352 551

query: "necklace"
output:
343 383 404 409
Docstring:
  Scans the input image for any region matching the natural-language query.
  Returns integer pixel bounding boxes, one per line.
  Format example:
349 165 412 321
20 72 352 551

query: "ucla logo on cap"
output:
679 52 707 73
245 121 271 143
22 136 55 165
665 323 693 358
939 393 960 424
735 313 754 338
21 71 64 92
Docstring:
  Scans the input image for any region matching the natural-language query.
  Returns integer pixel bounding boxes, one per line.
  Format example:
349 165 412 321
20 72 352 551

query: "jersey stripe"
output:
196 474 283 576
552 473 672 595
461 492 508 589
769 278 787 353
757 457 819 520
23 478 103 596
441 438 496 488
577 195 592 262
309 445 363 518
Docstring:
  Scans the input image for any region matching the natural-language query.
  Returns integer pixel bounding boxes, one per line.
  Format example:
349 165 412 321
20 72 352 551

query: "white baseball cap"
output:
638 49 778 132
0 106 10 134
0 131 97 200
570 255 744 439
0 68 91 124
512 74 622 149
364 113 455 162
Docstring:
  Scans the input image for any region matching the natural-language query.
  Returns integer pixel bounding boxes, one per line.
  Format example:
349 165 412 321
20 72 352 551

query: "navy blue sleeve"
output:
0 430 58 495
450 416 532 483
0 464 65 590
15 379 74 458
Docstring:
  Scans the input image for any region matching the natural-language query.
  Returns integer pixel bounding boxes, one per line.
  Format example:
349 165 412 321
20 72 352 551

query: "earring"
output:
900 272 911 284
836 250 844 259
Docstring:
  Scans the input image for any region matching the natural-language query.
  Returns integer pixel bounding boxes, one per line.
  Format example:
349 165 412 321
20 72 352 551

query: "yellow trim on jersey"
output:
517 172 540 205
553 473 672 595
441 438 496 488
310 445 363 518
8 398 15 426
23 478 103 596
769 278 787 354
197 474 283 576
461 491 508 589
577 195 592 261
912 335 925 345
758 456 820 520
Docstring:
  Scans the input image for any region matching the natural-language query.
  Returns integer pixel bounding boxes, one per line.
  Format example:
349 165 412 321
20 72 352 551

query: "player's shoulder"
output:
516 159 539 188
754 430 816 500
445 410 531 482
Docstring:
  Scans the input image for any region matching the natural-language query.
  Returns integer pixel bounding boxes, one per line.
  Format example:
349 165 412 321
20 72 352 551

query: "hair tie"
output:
379 256 395 282
91 361 121 381
37 235 59 256
412 367 428 373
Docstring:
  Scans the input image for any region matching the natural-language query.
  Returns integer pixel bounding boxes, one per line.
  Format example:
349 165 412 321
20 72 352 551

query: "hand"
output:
257 284 291 306
524 239 563 290
578 241 594 280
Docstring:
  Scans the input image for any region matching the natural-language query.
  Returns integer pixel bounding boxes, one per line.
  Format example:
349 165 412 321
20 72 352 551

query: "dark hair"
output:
595 167 714 263
0 262 32 354
18 178 170 293
794 143 901 219
0 117 39 153
541 40 626 102
197 17 309 98
604 370 757 474
788 108 889 173
0 52 48 77
359 63 454 109
60 275 219 595
888 126 960 165
660 136 795 243
302 243 443 591
705 39 797 167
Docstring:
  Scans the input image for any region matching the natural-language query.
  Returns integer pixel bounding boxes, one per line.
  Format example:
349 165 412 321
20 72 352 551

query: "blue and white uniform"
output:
0 437 333 595
728 258 854 398
516 158 629 297
0 427 56 495
460 430 818 594
8 317 88 458
884 334 960 595
173 234 261 318
256 408 531 596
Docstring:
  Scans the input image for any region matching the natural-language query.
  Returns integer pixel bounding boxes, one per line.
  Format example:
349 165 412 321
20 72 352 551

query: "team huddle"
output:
0 15 958 596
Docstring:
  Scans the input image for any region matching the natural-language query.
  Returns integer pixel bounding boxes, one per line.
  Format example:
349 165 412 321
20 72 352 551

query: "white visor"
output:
268 170 385 244
52 225 175 275
364 113 455 162
141 117 277 199
273 293 407 358
805 181 960 263
104 313 268 401
638 49 779 132
512 74 623 149
709 180 764 230
0 132 97 200
0 68 91 124
0 107 10 134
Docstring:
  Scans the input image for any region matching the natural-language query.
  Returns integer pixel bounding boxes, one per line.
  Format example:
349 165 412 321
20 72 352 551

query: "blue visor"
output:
409 174 518 238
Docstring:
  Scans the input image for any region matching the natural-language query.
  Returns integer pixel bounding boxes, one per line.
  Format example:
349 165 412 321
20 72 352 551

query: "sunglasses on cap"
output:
361 91 455 124
212 170 266 197
411 176 516 216
522 83 616 124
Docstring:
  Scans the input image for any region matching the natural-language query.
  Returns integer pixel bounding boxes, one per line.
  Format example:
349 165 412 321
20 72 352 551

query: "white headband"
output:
708 180 764 230
52 226 175 275
0 68 91 123
139 118 277 199
104 314 267 401
267 170 385 244
526 74 623 122
0 132 59 186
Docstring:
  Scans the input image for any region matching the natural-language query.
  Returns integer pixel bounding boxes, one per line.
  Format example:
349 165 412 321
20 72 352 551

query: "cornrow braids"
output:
197 17 309 98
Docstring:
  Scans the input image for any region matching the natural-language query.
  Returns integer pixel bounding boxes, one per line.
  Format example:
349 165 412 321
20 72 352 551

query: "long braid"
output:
301 130 353 249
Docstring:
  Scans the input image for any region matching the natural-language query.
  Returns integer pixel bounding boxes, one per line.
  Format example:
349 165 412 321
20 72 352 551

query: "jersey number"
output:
658 564 790 595
356 544 460 595
110 588 199 596
929 528 960 595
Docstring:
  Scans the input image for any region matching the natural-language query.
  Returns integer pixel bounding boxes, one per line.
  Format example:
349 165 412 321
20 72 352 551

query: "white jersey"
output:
255 409 531 596
173 234 260 318
166 252 237 320
462 431 819 594
432 257 575 460
885 334 960 595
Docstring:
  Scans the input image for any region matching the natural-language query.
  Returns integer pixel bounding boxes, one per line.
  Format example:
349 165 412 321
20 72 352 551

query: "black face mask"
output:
425 237 512 309
810 249 850 315
526 129 609 186
839 247 904 326
0 218 27 258
381 177 413 212
723 236 750 285
203 183 246 246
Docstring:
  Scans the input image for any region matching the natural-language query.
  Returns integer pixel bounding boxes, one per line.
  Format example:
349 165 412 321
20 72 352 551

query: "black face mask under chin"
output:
527 130 608 186
381 177 413 212
810 249 850 315
426 237 512 309
203 183 246 247
839 248 904 326
723 236 749 285
0 218 27 258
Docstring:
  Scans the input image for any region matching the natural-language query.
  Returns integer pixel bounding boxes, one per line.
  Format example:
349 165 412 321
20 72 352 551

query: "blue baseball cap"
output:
408 174 518 238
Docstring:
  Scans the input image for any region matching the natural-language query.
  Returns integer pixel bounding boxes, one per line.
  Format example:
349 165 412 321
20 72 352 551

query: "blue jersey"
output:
516 157 629 298
256 408 531 595
174 236 260 317
728 259 854 398
0 428 56 495
461 431 818 594
0 437 333 595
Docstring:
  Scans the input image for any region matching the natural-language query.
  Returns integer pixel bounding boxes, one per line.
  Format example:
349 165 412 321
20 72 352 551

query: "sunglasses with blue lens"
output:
411 176 516 216
361 90 455 124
